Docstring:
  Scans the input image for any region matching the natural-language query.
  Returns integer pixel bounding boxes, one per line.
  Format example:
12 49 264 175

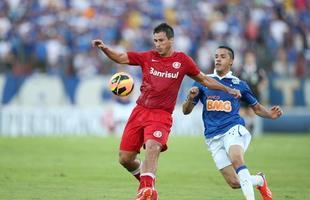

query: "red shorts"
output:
119 105 173 153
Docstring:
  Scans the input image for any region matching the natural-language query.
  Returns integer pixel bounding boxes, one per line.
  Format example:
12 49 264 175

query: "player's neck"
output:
216 70 230 77
160 49 174 57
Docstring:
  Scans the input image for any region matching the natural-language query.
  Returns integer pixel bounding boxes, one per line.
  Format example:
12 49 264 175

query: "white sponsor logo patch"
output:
153 131 163 138
172 62 181 69
150 67 179 79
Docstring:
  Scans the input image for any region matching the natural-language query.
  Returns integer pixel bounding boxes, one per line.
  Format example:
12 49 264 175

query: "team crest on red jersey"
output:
153 131 163 138
172 62 181 69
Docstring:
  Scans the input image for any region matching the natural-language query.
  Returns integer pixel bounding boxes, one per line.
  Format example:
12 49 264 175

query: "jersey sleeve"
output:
127 51 149 66
183 54 200 77
192 81 203 105
241 81 258 106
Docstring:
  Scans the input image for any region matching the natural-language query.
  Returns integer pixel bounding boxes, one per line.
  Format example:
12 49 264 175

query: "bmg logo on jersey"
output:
206 100 232 112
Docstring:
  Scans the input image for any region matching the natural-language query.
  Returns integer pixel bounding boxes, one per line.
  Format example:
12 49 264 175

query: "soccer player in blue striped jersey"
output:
182 46 282 200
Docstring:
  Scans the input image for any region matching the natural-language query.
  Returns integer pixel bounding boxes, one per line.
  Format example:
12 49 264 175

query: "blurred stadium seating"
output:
0 0 309 135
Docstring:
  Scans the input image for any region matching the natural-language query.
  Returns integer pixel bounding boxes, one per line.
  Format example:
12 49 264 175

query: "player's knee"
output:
229 146 245 169
118 154 133 167
231 158 244 169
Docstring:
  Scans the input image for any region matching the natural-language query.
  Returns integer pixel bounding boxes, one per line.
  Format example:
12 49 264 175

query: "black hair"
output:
153 23 174 39
218 46 234 59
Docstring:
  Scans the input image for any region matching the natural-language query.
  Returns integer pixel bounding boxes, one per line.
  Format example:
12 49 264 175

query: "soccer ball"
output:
109 72 134 96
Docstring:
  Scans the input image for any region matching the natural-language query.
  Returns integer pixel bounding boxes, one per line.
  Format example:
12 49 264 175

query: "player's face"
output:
214 48 233 76
153 32 173 57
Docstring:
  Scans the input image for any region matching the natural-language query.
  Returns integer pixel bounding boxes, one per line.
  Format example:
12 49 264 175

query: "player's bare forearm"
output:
252 104 270 118
252 103 283 119
102 48 129 64
203 76 228 91
191 73 241 98
182 100 195 115
182 87 199 115
92 39 129 64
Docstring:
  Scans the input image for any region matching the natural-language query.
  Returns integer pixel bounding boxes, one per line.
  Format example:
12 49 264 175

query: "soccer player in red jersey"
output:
92 23 241 200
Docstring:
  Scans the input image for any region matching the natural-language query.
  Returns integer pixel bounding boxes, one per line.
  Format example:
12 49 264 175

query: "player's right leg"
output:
119 105 145 181
119 150 141 180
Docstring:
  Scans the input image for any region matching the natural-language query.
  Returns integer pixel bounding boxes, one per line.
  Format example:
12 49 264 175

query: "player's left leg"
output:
207 129 265 199
256 172 273 200
207 137 241 189
136 108 172 200
220 165 240 189
224 125 256 200
139 139 161 188
229 145 255 200
225 125 272 200
220 164 265 190
119 150 141 181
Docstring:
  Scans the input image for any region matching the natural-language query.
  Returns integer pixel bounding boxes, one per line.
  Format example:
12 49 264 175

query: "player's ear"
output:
229 59 233 67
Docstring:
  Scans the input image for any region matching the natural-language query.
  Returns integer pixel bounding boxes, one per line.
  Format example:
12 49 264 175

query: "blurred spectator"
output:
272 47 292 77
295 52 307 78
270 8 289 48
239 50 268 134
0 0 308 83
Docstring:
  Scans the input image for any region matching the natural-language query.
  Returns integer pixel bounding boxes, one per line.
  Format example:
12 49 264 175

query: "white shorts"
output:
205 125 252 170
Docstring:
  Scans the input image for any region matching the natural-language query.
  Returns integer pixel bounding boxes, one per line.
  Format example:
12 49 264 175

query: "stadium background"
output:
0 1 309 200
0 0 309 135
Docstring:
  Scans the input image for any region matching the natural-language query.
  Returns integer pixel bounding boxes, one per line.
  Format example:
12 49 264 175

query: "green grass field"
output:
0 134 309 200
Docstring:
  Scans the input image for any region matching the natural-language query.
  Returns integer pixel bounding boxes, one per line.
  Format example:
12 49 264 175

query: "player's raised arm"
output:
251 103 283 119
91 39 129 64
182 87 199 115
191 72 241 98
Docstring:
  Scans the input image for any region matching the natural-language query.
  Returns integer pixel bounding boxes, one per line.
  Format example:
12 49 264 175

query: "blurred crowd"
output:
0 0 309 79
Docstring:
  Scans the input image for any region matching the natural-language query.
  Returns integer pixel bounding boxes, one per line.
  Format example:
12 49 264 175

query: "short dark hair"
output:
153 23 174 39
218 46 234 59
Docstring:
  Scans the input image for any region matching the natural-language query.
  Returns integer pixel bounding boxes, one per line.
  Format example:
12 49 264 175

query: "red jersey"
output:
127 50 200 113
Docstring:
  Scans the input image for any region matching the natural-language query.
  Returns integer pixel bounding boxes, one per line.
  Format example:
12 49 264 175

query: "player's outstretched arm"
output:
182 87 199 115
191 72 241 98
251 103 283 119
91 39 130 64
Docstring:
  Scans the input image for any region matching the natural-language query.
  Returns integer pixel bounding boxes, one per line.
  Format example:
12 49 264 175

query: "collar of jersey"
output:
209 70 239 81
